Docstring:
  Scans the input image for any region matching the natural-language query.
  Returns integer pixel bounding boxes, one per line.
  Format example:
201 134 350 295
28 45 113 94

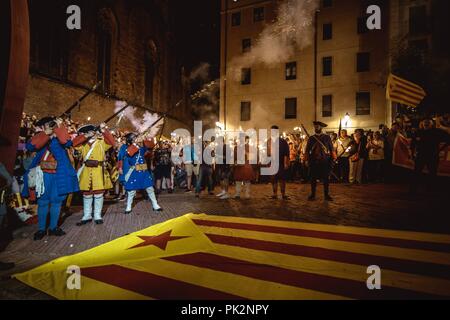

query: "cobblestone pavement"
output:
0 182 448 299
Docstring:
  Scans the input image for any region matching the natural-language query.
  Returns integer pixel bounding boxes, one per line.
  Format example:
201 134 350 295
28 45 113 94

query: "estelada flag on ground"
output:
14 214 450 299
393 133 450 177
386 74 426 107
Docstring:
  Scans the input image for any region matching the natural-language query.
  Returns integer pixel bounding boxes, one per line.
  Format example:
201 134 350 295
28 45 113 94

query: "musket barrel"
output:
61 81 101 118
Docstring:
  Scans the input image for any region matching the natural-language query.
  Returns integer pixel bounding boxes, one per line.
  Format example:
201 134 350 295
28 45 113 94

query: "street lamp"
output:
344 113 350 128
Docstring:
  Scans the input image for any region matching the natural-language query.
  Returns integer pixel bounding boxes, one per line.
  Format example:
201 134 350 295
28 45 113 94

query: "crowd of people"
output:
1 113 449 237
1 111 449 270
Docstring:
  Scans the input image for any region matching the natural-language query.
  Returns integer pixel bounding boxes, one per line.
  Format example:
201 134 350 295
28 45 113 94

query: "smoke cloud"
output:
114 101 164 137
229 0 320 78
188 63 220 128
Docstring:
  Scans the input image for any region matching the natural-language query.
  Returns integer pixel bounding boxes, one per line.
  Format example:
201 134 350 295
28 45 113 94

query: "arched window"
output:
97 8 116 93
144 40 158 107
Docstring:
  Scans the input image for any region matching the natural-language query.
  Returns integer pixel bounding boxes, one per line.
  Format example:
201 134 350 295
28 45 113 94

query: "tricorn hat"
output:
125 132 138 144
313 121 328 128
77 124 97 135
36 116 56 127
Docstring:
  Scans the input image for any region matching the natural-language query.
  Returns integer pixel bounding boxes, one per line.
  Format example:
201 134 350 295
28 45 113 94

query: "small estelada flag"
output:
386 73 426 107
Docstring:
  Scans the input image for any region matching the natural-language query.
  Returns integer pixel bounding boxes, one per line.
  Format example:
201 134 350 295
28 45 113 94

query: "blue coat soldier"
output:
117 142 129 185
22 117 79 240
121 133 162 214
305 121 336 201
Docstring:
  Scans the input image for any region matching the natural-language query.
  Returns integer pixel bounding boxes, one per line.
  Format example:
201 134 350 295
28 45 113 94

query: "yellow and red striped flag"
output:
386 74 426 107
14 214 450 300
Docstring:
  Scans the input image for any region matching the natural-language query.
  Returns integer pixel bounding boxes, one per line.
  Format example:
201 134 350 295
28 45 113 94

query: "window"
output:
96 8 116 94
254 7 265 22
357 52 370 72
322 95 332 117
285 98 297 119
285 62 297 80
232 12 241 27
97 31 112 93
409 6 428 35
357 17 369 34
356 92 371 115
323 23 332 40
241 68 251 85
242 38 251 53
322 57 332 76
241 101 251 121
322 0 332 8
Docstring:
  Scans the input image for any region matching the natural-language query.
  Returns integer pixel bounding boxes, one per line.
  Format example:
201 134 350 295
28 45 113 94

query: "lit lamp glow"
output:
344 113 351 128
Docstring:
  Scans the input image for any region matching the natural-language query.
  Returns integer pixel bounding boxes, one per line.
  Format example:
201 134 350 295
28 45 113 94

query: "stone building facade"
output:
220 0 391 134
25 0 191 133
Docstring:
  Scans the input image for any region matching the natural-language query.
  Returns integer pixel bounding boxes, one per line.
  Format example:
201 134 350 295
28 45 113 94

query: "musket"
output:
300 124 330 156
61 81 101 118
139 99 181 142
92 103 130 132
101 103 130 126
139 113 166 138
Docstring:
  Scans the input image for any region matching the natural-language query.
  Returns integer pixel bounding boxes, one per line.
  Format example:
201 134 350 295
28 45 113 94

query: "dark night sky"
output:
174 0 221 80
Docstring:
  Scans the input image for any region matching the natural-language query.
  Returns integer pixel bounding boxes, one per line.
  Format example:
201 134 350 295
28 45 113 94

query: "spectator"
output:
348 130 367 184
195 140 214 198
154 141 173 194
233 136 255 199
367 131 385 183
269 126 290 200
336 129 351 183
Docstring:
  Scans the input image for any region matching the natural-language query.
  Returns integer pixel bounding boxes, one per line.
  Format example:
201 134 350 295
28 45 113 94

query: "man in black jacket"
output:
305 122 335 201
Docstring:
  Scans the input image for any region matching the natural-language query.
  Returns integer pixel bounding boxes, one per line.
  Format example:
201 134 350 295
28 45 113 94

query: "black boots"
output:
76 219 92 226
48 227 66 237
33 230 46 241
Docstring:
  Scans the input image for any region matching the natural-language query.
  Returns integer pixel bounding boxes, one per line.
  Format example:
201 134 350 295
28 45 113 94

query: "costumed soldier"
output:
73 123 115 225
116 138 129 199
122 133 162 214
305 121 336 201
22 117 79 240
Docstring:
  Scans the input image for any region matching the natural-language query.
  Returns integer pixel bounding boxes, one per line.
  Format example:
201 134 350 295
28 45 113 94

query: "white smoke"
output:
114 101 164 137
189 62 211 81
188 63 220 127
229 0 320 78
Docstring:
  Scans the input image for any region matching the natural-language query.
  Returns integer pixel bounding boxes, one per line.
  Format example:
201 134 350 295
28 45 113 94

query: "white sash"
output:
77 140 98 180
124 146 141 183
29 150 50 198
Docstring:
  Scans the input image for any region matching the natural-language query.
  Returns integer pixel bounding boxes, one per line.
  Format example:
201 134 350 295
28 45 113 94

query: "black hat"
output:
77 124 97 135
125 132 138 145
313 121 328 128
36 116 56 127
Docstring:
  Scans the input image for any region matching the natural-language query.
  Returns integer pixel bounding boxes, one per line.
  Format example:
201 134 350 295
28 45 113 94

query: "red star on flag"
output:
127 230 189 251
